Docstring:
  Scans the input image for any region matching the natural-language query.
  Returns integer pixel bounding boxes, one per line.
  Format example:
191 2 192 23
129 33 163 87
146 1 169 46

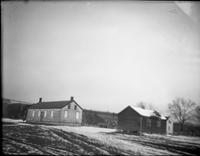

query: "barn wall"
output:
142 117 166 134
141 117 166 134
149 117 159 133
161 119 167 134
118 106 141 132
141 117 151 133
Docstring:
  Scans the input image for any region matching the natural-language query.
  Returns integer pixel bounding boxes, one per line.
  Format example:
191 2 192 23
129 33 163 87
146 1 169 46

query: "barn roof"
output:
131 106 154 117
29 100 83 110
160 115 167 120
131 106 167 120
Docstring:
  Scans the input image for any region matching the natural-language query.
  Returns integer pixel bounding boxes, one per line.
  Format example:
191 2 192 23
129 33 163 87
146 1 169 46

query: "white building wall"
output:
166 118 173 135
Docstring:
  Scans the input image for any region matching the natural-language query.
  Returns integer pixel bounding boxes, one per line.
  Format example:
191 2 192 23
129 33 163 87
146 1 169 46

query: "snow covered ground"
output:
144 133 200 145
2 118 24 123
48 125 175 155
2 118 200 155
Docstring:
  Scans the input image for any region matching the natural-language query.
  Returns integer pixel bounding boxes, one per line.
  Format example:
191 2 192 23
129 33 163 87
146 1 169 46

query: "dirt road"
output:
3 124 131 155
3 123 200 155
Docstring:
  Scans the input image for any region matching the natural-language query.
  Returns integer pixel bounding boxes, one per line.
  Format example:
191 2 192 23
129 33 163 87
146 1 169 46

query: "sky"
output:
2 1 200 114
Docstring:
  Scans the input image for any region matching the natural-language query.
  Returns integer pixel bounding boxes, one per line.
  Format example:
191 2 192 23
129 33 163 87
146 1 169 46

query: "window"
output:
157 120 161 127
51 111 54 118
169 120 171 124
32 110 35 117
64 110 68 118
168 126 170 131
38 111 41 117
74 105 77 110
76 112 79 120
68 104 70 109
44 111 47 117
147 118 151 127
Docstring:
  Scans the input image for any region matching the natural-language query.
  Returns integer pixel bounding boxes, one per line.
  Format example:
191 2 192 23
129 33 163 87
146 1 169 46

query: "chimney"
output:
70 96 74 101
39 97 42 103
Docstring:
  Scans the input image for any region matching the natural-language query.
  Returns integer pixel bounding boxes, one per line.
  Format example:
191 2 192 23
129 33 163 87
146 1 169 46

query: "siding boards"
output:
26 109 61 123
118 106 141 131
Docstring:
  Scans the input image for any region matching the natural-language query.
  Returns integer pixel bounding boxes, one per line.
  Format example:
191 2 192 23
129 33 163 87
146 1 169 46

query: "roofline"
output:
72 99 84 110
132 106 167 119
118 105 145 117
129 106 144 117
28 99 83 110
28 108 61 110
118 105 134 115
119 105 167 119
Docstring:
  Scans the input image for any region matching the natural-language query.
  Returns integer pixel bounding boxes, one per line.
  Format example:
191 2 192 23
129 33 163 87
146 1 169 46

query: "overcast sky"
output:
2 1 200 113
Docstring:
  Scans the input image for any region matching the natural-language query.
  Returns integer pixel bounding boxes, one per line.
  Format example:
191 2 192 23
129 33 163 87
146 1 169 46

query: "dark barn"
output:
118 106 167 134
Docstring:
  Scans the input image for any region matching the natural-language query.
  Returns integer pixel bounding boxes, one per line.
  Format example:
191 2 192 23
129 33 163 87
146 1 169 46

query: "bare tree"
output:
137 102 146 109
136 101 154 110
195 105 200 122
168 97 196 131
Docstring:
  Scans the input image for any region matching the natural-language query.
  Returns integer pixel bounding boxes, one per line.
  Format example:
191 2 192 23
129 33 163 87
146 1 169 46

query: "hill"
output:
2 98 32 119
82 109 118 128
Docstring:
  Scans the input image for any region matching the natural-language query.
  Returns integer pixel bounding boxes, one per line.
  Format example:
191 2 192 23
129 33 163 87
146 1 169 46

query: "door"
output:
166 120 173 135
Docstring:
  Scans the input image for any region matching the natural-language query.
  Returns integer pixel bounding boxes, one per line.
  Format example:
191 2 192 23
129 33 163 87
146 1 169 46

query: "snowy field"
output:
2 118 200 155
2 118 24 123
